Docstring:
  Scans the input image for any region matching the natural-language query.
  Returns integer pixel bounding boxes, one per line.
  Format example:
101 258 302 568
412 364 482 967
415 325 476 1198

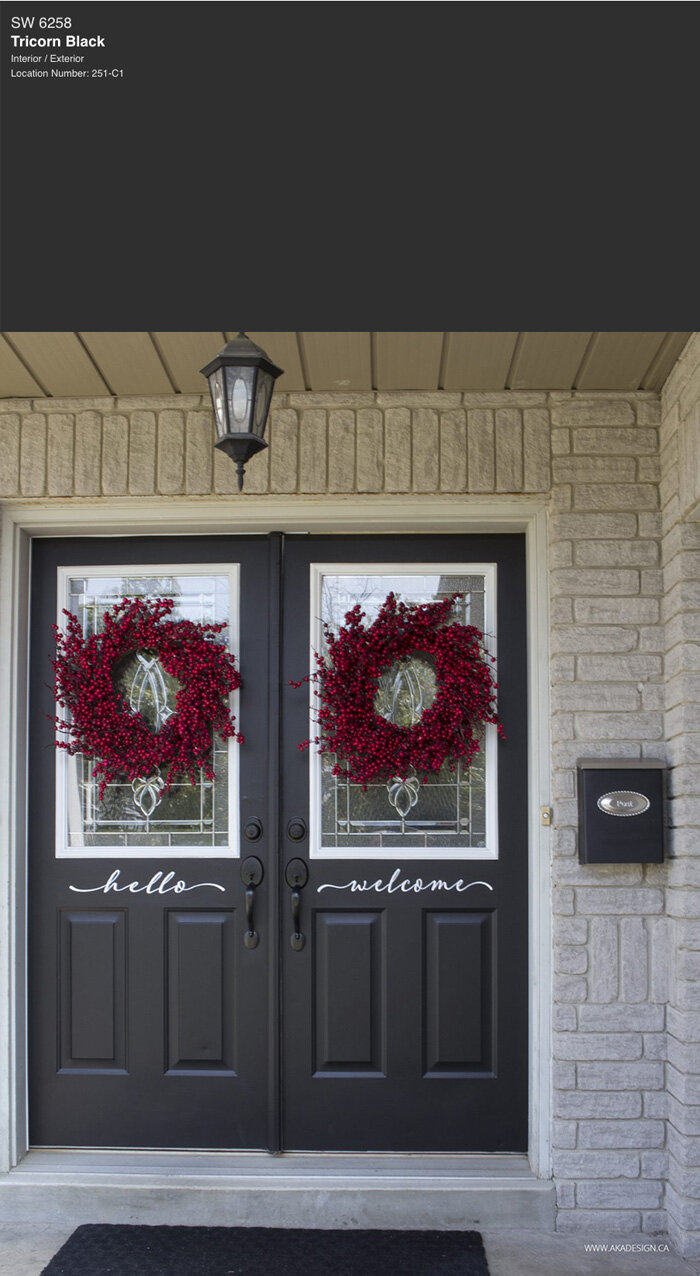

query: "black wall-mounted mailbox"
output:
578 758 665 864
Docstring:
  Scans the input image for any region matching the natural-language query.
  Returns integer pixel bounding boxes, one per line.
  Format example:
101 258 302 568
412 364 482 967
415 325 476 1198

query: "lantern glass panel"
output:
224 364 256 434
208 367 228 438
253 369 273 438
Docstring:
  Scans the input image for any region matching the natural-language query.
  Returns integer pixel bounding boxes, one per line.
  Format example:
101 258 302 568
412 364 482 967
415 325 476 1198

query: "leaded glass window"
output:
55 566 239 858
309 564 498 860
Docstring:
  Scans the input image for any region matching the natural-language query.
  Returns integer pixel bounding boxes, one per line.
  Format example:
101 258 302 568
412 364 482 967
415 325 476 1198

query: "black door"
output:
28 533 527 1153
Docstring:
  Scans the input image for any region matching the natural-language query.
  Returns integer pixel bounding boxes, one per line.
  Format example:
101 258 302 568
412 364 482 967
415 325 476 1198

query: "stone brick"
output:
551 654 575 681
574 712 663 740
551 513 638 540
578 1005 663 1032
554 1033 642 1061
577 653 662 681
553 684 639 711
466 408 494 491
576 1180 662 1208
638 456 661 482
552 626 638 654
553 1061 577 1087
555 1181 575 1209
270 409 300 493
213 439 238 495
553 1005 577 1031
34 396 114 413
355 409 383 492
572 427 659 455
574 597 659 624
128 411 156 495
384 407 411 492
0 413 20 496
101 414 128 495
551 484 572 510
644 1091 668 1119
576 887 663 915
552 1120 578 1148
74 411 101 496
552 773 576 803
556 1209 642 1232
553 456 637 483
438 409 467 492
553 887 575 915
299 409 327 494
185 411 214 495
578 1120 664 1149
375 391 462 409
156 410 185 495
20 414 46 496
554 917 588 945
412 409 439 492
641 1151 668 1178
288 393 375 410
554 974 587 1003
639 513 663 537
552 1151 640 1179
551 568 640 597
555 1091 642 1118
551 400 636 428
550 427 570 456
575 540 659 568
495 407 523 492
555 945 588 975
523 407 550 491
577 1061 664 1090
550 541 573 568
0 398 32 412
574 484 658 512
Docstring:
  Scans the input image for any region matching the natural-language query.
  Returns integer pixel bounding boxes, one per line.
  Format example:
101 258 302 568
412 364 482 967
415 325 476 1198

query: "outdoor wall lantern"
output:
201 332 283 491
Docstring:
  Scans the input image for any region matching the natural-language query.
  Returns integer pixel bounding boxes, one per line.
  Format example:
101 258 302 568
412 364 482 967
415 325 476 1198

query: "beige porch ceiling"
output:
0 332 690 399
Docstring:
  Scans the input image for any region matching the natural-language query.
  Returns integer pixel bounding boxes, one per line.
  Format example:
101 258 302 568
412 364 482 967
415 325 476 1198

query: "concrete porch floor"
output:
0 1225 697 1276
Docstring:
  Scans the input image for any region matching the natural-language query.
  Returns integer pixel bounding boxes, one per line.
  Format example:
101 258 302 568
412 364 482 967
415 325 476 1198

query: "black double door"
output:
29 533 527 1153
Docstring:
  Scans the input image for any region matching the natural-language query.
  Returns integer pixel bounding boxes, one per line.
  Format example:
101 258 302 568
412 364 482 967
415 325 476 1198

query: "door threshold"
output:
1 1148 555 1232
16 1148 535 1177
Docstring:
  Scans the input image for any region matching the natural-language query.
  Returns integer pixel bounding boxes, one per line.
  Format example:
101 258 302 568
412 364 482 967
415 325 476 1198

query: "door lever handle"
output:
285 858 309 951
241 856 264 949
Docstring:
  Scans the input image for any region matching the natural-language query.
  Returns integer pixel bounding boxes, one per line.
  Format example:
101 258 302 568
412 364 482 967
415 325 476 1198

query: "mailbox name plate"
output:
597 790 651 818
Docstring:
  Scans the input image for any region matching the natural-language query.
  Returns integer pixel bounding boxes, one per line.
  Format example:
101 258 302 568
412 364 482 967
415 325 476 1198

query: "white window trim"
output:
54 562 240 859
0 495 552 1187
308 561 498 860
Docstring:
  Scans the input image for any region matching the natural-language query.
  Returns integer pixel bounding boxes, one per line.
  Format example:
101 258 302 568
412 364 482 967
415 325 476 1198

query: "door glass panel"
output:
310 565 498 860
56 566 239 858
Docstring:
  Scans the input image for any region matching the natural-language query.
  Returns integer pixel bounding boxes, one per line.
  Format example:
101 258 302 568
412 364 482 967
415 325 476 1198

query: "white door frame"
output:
0 495 552 1181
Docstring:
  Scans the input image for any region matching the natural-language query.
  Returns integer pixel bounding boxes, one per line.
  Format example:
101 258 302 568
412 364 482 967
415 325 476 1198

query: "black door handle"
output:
285 858 309 951
241 856 264 949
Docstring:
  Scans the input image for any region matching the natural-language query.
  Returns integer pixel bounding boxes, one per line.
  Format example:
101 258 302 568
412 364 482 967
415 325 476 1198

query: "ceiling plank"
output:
576 332 666 390
443 332 518 390
153 332 224 394
375 332 444 390
301 332 372 391
0 335 44 396
642 332 693 391
231 332 306 392
509 332 592 390
5 332 110 396
81 333 174 395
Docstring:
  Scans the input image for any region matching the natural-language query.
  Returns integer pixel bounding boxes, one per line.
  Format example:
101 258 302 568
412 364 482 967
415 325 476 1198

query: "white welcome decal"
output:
317 868 494 895
69 869 225 896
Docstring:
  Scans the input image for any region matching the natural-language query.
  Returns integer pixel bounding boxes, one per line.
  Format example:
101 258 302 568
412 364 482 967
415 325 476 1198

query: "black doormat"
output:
40 1224 489 1275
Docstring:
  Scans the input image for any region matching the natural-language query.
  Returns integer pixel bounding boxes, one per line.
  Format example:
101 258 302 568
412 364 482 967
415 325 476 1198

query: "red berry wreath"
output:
53 596 242 798
299 592 503 786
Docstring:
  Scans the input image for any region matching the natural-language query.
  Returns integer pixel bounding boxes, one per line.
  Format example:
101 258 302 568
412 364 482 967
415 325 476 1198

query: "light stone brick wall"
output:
0 377 697 1248
658 333 700 1260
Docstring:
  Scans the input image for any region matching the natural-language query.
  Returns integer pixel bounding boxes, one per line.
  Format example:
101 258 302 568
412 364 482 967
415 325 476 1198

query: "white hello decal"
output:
317 868 493 895
69 869 225 896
